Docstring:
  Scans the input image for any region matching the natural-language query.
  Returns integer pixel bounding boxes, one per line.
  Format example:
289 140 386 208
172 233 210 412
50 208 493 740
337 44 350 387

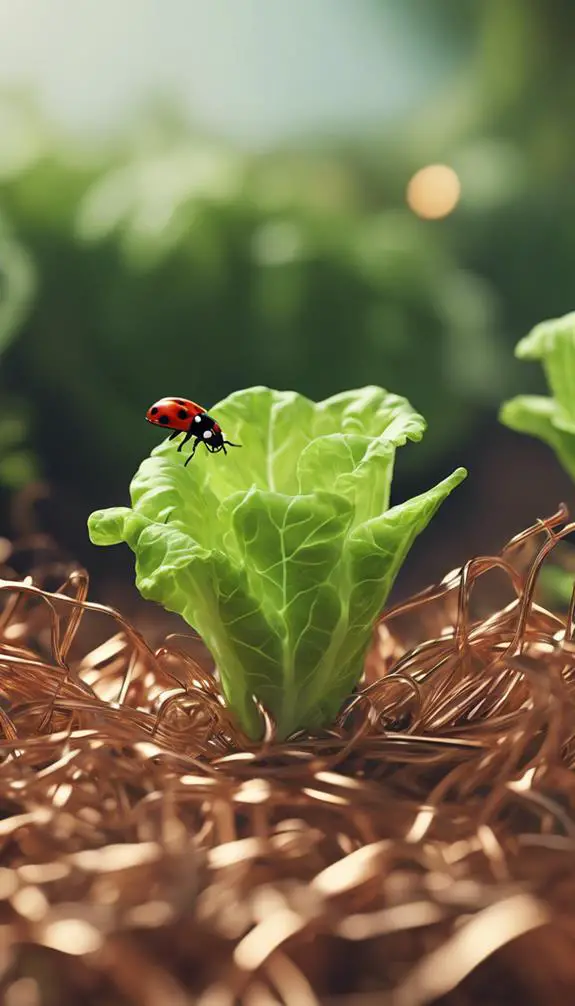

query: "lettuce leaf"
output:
89 386 465 740
500 312 575 481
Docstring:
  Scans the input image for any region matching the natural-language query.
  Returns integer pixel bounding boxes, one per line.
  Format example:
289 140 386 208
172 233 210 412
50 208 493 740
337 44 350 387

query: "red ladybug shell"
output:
145 397 205 432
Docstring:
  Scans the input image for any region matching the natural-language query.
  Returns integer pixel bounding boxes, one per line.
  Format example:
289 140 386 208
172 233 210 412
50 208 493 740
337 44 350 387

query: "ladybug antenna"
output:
218 440 241 456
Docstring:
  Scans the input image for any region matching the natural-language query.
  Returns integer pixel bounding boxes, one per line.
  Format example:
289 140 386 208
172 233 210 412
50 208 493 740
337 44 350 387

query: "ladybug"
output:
145 397 241 464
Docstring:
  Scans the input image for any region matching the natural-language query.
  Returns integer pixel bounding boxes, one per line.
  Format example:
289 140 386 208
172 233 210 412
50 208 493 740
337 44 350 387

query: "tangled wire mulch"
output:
1 511 575 1005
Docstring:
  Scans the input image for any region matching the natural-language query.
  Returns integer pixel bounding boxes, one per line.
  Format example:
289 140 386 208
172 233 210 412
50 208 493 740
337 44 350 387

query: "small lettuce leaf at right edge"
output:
499 395 575 482
514 312 575 425
88 385 466 741
500 312 575 482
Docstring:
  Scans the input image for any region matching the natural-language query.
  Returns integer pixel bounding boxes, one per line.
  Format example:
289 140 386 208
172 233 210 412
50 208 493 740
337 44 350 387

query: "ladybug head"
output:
204 428 225 452
198 421 241 455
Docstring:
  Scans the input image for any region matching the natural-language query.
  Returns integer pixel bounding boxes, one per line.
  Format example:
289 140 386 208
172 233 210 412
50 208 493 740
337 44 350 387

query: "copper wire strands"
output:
0 511 573 1002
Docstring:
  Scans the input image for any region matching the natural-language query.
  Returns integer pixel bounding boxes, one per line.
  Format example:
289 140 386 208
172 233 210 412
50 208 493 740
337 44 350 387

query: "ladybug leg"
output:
176 428 194 453
168 430 180 441
183 437 201 466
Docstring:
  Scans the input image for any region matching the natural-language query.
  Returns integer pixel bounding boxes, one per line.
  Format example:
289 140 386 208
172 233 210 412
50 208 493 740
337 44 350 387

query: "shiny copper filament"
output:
0 510 573 1004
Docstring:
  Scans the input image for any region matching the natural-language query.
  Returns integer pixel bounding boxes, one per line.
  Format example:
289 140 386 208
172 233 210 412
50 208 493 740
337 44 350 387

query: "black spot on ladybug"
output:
151 407 158 415
175 399 187 405
159 414 170 424
178 409 188 420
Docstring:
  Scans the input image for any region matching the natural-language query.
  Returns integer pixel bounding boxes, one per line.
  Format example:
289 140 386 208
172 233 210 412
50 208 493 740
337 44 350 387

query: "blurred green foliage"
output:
1 0 575 514
391 0 575 344
0 213 36 490
0 97 505 508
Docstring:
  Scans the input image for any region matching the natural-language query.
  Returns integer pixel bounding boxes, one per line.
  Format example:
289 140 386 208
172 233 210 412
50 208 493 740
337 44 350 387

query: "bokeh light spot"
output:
406 164 461 219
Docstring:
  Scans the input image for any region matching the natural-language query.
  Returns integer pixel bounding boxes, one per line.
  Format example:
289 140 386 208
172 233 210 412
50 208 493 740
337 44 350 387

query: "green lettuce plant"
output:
500 311 575 608
88 385 466 740
500 312 575 481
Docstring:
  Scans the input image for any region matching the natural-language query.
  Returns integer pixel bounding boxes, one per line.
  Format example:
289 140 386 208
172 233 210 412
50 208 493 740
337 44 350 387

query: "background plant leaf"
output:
500 313 575 483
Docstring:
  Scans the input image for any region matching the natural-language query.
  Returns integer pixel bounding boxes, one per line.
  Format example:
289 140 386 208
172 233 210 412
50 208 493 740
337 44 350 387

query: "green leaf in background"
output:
0 221 38 489
500 312 575 482
0 221 35 353
538 564 575 611
89 385 465 740
501 312 575 618
514 313 575 427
